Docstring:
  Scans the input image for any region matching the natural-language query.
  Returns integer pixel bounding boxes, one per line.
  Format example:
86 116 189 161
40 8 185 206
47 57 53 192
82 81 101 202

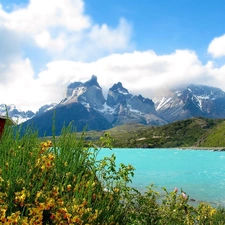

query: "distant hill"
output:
83 117 225 148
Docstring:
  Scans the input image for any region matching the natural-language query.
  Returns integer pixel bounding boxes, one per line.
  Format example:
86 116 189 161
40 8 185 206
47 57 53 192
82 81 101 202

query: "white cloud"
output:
89 18 132 52
208 34 225 58
34 30 66 52
0 0 134 111
0 0 91 55
10 49 220 112
62 18 133 61
1 48 225 112
1 0 225 113
0 0 133 60
0 59 39 109
0 0 90 33
0 25 22 64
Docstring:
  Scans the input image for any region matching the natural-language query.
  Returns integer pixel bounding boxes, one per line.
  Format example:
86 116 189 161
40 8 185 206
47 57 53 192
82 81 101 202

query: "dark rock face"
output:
104 82 166 126
128 95 156 114
84 75 101 88
21 103 112 136
106 82 131 107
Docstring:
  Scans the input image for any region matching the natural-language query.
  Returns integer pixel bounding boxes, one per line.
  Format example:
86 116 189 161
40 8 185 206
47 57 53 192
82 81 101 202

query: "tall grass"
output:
0 123 225 224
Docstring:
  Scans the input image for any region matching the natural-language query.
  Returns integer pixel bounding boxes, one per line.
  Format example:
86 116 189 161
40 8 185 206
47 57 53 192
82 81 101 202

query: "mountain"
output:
101 82 166 126
153 84 225 122
60 75 105 110
20 75 166 136
21 102 112 136
59 76 166 126
35 103 57 116
0 104 34 124
0 103 58 124
12 76 225 137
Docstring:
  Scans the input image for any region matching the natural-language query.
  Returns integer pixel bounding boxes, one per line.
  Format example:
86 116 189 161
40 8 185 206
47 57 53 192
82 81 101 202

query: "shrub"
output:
0 123 224 224
0 125 134 224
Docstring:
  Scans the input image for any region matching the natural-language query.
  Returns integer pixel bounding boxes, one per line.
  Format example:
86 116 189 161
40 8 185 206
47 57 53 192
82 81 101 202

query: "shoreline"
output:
113 147 225 151
178 147 225 151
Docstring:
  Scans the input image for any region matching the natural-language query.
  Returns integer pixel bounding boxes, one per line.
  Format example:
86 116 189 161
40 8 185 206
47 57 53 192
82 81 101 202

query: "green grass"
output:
198 121 225 147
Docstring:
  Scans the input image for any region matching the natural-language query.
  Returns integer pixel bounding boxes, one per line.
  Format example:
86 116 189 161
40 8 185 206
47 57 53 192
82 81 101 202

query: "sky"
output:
0 0 225 112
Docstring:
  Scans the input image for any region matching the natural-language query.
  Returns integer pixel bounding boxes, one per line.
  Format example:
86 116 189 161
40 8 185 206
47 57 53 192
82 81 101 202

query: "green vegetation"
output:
0 124 134 224
82 117 224 148
197 121 225 147
1 121 225 224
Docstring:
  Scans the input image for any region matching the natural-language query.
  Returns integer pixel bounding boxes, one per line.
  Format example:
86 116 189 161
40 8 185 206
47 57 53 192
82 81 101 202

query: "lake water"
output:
97 148 225 207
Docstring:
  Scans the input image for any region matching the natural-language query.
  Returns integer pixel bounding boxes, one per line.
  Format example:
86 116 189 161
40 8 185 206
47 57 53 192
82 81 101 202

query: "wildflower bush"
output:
0 124 134 224
0 123 225 224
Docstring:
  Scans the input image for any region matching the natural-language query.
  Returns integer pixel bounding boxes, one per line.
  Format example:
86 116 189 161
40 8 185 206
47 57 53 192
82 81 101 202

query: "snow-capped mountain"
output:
153 84 225 122
102 82 166 125
6 75 225 136
0 103 57 124
0 104 34 124
35 103 57 116
59 76 166 126
60 75 105 110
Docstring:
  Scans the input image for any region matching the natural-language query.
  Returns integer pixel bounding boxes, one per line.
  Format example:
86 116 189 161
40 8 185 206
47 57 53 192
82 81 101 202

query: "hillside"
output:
83 117 225 148
197 121 225 147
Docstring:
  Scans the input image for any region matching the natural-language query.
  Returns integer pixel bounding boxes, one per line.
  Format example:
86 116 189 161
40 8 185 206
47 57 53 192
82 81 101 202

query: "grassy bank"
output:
78 117 225 149
0 124 225 224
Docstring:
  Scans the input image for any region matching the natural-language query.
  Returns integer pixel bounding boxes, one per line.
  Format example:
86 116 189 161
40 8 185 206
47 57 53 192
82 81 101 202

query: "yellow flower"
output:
71 215 82 223
210 208 216 216
0 176 4 183
0 208 7 220
6 211 20 224
47 140 52 146
43 142 48 147
52 186 59 197
113 188 120 193
36 191 42 200
14 189 27 205
41 165 45 171
47 153 55 161
45 197 55 210
67 184 72 191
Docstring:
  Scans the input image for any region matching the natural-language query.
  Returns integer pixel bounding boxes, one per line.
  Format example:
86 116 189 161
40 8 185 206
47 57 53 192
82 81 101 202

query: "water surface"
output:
97 148 225 207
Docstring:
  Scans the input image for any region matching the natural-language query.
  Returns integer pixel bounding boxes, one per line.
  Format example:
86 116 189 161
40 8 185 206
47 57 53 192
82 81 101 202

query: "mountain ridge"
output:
2 76 225 136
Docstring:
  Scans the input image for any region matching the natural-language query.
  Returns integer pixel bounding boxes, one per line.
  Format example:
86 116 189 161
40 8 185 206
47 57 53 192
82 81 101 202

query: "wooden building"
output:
0 116 16 137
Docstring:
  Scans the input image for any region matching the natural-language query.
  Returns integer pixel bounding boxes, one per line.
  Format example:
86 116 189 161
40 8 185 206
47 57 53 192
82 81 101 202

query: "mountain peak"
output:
61 75 105 108
84 75 101 88
109 82 129 94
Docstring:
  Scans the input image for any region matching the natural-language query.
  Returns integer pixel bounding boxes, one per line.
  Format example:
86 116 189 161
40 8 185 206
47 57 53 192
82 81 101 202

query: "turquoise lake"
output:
97 148 225 207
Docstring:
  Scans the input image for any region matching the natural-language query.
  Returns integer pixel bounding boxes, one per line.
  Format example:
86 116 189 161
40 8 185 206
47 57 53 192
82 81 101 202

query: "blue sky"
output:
0 0 225 111
86 0 225 57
